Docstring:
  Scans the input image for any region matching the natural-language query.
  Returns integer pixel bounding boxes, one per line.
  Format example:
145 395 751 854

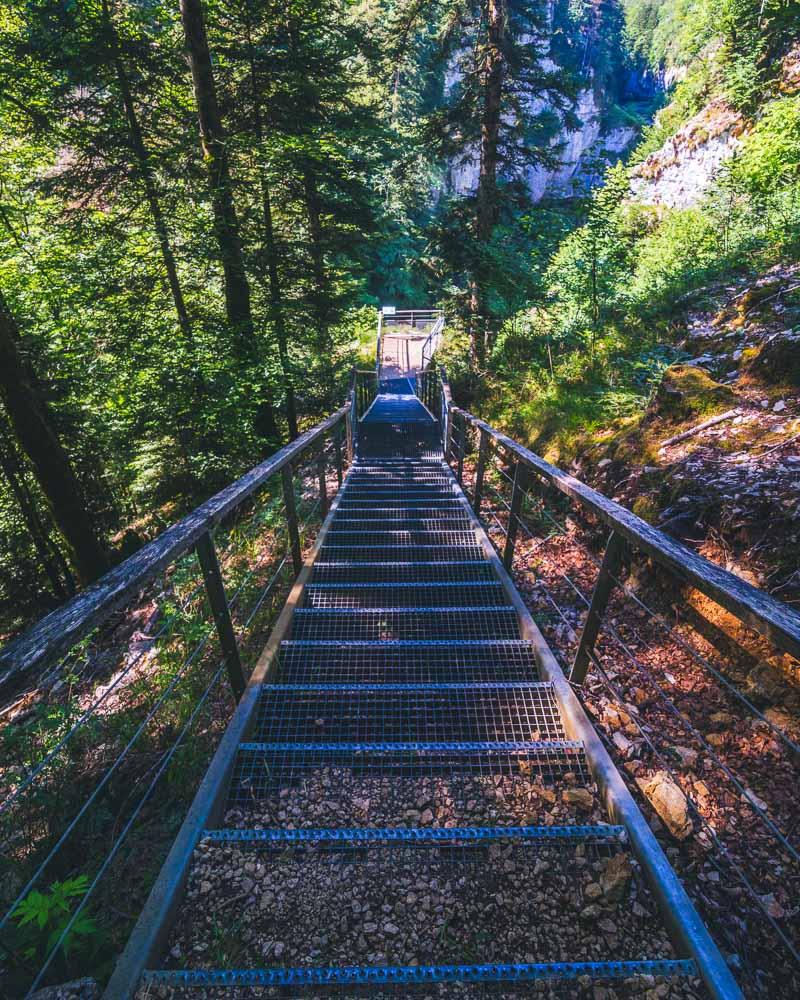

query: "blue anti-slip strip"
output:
238 740 583 753
281 639 531 647
261 682 550 692
142 959 697 987
200 825 624 844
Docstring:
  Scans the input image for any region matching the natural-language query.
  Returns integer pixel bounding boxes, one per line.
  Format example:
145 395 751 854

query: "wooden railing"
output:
0 408 349 692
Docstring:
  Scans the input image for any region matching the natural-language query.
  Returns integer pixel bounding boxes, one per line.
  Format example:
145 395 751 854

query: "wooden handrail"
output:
451 406 800 661
0 406 349 687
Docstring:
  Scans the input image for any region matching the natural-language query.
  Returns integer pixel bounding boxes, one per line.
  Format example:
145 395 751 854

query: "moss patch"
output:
743 331 800 388
646 365 736 423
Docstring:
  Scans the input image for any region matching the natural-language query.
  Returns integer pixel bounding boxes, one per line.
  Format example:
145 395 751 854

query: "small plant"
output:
11 875 100 964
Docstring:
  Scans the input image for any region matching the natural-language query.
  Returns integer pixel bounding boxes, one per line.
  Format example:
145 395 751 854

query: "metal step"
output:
309 561 497 584
253 682 562 742
201 824 624 846
318 544 486 562
329 517 472 532
342 489 456 500
321 530 478 547
336 500 464 510
303 581 506 608
274 639 540 683
230 739 589 804
290 607 520 641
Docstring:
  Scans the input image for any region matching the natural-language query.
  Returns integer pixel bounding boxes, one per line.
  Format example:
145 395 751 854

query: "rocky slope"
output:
572 262 800 624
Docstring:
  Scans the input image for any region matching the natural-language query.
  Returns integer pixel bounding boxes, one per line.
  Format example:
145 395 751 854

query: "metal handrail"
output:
420 314 445 371
451 405 800 662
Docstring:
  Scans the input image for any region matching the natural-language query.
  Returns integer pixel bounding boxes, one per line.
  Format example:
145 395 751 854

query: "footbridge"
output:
5 308 799 998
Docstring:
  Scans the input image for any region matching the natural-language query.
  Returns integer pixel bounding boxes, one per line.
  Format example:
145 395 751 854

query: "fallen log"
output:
659 408 740 449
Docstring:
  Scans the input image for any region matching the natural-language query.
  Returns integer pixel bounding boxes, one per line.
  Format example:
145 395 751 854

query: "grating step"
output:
303 582 506 608
290 607 519 641
321 531 477 547
337 501 464 510
330 518 472 532
348 468 448 476
231 739 587 798
227 739 592 822
343 480 452 488
319 545 486 562
253 682 562 743
349 464 445 472
309 562 496 584
342 491 456 502
345 481 453 490
334 512 467 523
275 639 540 683
346 471 450 478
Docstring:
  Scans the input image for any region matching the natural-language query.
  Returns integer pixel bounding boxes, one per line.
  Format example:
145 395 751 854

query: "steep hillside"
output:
455 0 800 601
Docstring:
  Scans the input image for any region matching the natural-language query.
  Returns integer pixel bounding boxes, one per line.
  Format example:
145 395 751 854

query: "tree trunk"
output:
103 0 195 349
261 178 298 438
179 0 254 352
471 0 506 367
180 0 280 443
303 169 333 400
243 9 298 439
0 426 75 601
0 293 108 584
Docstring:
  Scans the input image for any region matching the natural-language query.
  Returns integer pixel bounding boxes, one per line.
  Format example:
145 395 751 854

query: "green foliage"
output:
728 95 800 196
627 207 721 308
11 876 99 962
1 872 104 993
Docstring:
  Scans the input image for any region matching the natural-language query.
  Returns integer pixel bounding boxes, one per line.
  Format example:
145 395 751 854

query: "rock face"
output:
444 10 643 205
636 771 693 840
630 99 745 209
448 80 638 203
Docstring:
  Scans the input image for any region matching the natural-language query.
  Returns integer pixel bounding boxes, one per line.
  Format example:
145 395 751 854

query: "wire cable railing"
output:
416 366 800 996
0 406 350 996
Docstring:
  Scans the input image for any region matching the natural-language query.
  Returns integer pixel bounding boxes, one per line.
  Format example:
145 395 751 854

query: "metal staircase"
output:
127 377 713 999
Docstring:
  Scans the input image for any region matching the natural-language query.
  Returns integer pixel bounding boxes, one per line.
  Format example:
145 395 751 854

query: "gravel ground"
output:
172 844 671 967
227 769 604 829
141 845 701 1000
139 770 704 1000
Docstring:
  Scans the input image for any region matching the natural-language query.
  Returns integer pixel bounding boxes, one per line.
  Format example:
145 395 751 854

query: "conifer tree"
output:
425 0 578 366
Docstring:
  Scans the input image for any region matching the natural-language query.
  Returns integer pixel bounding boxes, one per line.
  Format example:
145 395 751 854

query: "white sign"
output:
381 305 396 315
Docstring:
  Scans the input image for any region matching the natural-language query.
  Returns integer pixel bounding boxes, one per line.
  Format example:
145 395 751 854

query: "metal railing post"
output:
571 530 627 684
317 444 328 520
503 461 528 571
456 412 466 484
376 309 383 382
473 426 489 516
334 426 344 486
346 371 356 462
195 532 245 700
281 465 303 576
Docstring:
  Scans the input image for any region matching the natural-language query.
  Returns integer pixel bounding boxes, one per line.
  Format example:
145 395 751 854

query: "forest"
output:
0 0 798 630
1 1 800 996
